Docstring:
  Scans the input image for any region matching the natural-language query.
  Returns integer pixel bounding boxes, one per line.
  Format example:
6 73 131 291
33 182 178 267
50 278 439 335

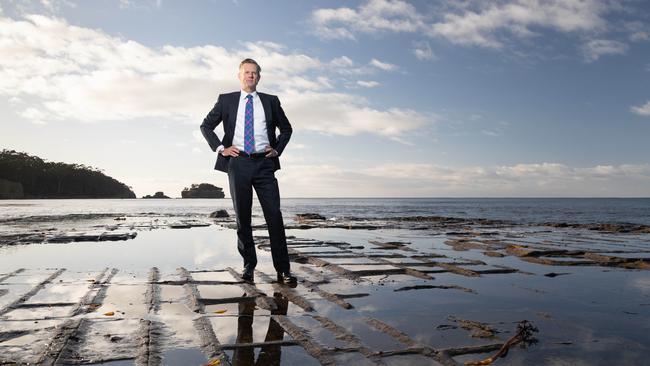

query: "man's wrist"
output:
217 145 224 155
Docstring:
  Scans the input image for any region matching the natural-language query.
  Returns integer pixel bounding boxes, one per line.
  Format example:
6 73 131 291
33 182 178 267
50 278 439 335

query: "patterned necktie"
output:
244 94 255 154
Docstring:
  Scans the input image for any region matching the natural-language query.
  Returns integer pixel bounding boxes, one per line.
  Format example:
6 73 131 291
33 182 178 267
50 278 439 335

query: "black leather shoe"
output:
277 272 297 285
241 270 254 283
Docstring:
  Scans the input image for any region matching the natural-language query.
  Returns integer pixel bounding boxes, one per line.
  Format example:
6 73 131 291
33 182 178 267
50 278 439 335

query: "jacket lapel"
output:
259 93 272 128
230 92 241 129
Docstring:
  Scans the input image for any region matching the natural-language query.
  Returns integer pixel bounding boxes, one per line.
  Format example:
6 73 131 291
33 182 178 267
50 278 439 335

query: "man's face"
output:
238 63 260 91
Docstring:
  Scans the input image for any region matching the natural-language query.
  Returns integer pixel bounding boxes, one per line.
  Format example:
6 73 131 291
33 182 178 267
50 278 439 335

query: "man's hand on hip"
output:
265 146 278 158
221 146 240 157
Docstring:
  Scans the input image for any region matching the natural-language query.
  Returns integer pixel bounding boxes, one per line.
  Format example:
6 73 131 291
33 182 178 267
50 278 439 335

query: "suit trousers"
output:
227 155 290 274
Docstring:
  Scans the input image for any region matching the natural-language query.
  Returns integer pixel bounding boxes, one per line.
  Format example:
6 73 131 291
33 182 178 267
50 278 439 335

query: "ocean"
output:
1 197 649 225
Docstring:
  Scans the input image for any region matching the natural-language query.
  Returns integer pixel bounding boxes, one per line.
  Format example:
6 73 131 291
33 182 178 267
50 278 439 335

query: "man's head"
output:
238 58 261 92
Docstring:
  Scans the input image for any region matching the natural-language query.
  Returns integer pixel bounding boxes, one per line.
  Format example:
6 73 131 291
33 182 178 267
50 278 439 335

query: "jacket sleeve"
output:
200 94 224 152
274 96 292 156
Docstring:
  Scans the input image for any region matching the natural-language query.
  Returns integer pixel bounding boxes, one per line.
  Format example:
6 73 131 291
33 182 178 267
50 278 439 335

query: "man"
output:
200 58 296 285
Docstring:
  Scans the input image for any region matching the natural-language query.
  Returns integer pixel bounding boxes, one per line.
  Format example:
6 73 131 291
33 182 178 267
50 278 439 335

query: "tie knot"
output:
246 94 253 100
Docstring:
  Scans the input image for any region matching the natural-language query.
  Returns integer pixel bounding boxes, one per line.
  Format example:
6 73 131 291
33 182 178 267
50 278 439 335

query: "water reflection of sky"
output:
0 226 243 271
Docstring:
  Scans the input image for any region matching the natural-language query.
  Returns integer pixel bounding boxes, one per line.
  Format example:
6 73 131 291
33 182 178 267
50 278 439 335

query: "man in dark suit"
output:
200 58 296 285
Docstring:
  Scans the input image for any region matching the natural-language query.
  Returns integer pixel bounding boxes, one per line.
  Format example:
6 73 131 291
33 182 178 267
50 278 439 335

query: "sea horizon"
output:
3 197 650 226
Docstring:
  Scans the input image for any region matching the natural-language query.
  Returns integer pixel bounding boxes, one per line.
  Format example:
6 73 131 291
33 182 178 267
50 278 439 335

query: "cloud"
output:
118 0 161 10
0 12 427 140
18 107 50 124
279 90 428 138
310 0 424 40
311 0 617 52
631 101 650 116
429 0 607 48
329 57 398 76
280 162 650 197
629 31 649 42
482 130 500 137
581 39 628 62
356 80 380 88
624 21 649 42
412 40 435 60
329 56 354 68
369 58 396 71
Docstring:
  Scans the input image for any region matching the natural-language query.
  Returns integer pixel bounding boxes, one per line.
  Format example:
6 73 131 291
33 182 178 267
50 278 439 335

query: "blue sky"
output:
1 0 650 197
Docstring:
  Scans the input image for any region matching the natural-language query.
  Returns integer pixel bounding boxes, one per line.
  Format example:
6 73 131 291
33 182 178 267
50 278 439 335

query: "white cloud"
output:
369 58 396 71
280 90 428 138
312 0 613 52
118 0 161 10
0 12 426 140
281 162 650 197
631 101 650 116
329 56 354 68
310 0 424 40
356 80 380 88
412 41 434 60
581 39 628 62
429 0 607 48
39 0 76 13
629 31 649 42
625 21 649 42
18 107 50 124
329 57 397 76
482 130 499 137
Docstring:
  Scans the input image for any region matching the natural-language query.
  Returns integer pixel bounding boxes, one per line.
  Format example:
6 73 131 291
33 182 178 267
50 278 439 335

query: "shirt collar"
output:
240 90 258 100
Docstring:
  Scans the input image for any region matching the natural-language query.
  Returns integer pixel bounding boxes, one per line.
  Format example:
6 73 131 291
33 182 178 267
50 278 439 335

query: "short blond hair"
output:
239 58 261 73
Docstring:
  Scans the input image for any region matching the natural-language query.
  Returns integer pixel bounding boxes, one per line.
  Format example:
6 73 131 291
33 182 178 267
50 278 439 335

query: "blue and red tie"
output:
244 94 255 154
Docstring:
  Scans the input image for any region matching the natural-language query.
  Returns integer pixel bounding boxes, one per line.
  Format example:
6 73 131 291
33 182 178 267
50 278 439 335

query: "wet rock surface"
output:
1 213 650 365
0 213 216 246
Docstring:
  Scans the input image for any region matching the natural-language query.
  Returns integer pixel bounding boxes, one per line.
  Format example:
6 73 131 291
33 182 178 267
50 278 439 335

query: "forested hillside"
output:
0 150 135 199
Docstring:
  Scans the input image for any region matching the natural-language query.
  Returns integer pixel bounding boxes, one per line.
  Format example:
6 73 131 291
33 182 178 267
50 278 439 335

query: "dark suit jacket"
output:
200 91 292 173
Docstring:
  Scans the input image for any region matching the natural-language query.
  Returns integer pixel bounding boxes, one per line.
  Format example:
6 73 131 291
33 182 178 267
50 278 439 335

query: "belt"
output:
238 151 267 159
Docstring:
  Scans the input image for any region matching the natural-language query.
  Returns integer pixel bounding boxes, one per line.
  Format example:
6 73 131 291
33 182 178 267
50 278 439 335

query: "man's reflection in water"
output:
233 292 289 366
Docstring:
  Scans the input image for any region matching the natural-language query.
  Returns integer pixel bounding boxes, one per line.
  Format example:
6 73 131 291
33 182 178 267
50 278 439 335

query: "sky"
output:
1 0 650 198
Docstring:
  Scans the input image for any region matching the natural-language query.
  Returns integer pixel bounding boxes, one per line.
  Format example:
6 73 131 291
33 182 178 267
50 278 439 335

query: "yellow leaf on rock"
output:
214 309 227 314
103 311 115 316
203 358 221 365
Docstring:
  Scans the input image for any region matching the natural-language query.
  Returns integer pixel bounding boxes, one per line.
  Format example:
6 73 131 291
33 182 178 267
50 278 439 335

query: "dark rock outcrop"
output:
142 192 170 199
181 183 225 198
296 213 327 221
209 209 229 218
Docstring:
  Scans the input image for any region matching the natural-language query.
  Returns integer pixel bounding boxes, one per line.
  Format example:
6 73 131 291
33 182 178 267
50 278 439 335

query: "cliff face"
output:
0 150 136 199
181 183 225 198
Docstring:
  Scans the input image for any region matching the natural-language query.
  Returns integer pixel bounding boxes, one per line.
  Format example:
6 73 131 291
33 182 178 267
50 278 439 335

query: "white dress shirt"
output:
218 90 269 154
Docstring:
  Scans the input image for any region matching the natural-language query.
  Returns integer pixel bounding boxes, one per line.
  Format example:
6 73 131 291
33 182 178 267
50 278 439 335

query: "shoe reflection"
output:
232 292 289 366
